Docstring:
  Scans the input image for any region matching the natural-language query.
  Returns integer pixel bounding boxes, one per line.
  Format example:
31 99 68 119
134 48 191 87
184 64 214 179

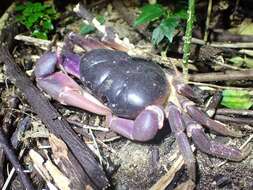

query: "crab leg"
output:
35 53 111 116
166 103 196 181
173 79 202 103
108 106 164 141
67 32 111 51
179 96 242 137
182 114 251 161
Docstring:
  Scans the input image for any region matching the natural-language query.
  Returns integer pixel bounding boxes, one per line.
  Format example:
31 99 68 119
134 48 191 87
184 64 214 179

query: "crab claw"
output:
35 52 111 116
34 52 58 79
35 51 81 79
108 105 164 141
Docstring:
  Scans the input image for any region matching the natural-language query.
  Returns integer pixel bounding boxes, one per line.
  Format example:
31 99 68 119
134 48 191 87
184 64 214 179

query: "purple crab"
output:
34 32 251 180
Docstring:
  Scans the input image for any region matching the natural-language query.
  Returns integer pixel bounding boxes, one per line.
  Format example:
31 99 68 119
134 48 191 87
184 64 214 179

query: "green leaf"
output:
152 26 165 45
80 24 96 35
15 15 24 22
43 19 54 31
96 15 105 24
221 89 253 109
229 56 244 67
151 17 179 45
33 2 44 12
173 9 188 20
160 17 179 42
229 56 253 68
15 2 59 39
32 30 48 39
134 4 165 26
45 7 58 18
15 4 25 12
244 56 253 68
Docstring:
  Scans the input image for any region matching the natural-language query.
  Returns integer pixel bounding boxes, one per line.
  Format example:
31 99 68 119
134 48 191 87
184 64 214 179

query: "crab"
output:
34 32 250 181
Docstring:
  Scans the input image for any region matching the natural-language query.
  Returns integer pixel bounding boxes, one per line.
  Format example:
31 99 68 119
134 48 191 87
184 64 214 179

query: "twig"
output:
189 69 253 82
188 81 253 90
214 55 246 71
210 31 253 42
15 34 84 53
204 0 212 42
192 37 253 48
89 129 103 165
0 129 34 190
67 119 109 132
214 115 253 126
182 0 195 80
2 148 26 190
150 156 184 190
0 3 16 39
216 108 253 117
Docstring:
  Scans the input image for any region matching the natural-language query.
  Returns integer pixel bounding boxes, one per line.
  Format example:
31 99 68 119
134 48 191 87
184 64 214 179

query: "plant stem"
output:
182 0 195 81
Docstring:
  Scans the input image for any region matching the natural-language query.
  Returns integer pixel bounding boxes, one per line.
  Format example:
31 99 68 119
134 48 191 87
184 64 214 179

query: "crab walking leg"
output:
108 106 164 141
166 103 196 181
182 114 251 161
179 96 243 137
67 32 111 51
173 79 202 103
68 32 130 52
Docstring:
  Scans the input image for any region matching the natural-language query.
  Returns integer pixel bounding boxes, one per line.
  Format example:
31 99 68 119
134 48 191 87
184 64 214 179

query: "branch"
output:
189 69 253 82
0 128 34 190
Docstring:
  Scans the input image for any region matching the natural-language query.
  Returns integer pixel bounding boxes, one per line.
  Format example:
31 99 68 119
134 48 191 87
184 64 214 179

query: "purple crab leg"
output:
173 79 202 103
166 103 196 181
35 53 111 115
58 52 81 78
108 106 164 141
68 32 110 51
182 114 251 161
179 96 242 137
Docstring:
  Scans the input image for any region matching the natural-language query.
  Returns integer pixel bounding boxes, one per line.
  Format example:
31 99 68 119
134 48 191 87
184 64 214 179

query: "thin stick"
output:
182 0 195 80
216 108 253 117
150 156 184 190
191 37 253 48
2 149 26 190
204 0 212 42
189 69 253 82
67 119 109 132
15 34 84 53
0 129 34 190
214 115 253 126
188 81 253 90
89 129 103 165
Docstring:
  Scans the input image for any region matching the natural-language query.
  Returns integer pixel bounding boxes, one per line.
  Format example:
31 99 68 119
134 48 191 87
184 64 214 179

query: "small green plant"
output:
134 3 188 45
221 89 253 109
15 2 60 39
79 15 105 35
